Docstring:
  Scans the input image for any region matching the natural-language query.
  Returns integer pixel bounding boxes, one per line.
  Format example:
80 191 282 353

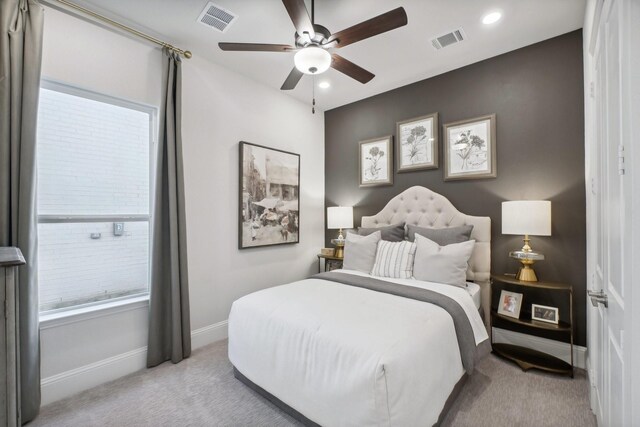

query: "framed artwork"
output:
498 290 523 319
359 136 393 187
396 112 438 172
443 114 497 181
531 304 559 324
239 141 300 249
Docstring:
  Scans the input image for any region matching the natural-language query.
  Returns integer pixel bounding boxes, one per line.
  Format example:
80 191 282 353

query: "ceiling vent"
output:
197 2 237 33
431 28 466 50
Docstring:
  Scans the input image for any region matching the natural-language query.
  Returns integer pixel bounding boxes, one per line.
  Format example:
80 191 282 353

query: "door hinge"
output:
618 145 625 175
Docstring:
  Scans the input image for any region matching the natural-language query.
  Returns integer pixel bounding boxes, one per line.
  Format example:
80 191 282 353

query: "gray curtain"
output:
0 0 44 423
147 48 191 368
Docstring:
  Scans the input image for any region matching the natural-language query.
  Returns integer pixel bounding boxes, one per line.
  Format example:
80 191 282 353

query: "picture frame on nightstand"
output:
497 290 523 319
531 304 559 324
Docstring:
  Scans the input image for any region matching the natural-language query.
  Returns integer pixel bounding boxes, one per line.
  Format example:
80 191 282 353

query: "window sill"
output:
39 295 149 330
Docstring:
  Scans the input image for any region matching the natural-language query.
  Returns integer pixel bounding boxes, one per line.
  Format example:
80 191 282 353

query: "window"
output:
37 81 156 314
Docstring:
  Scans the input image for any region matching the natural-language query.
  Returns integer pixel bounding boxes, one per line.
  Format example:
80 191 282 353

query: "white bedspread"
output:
228 270 489 426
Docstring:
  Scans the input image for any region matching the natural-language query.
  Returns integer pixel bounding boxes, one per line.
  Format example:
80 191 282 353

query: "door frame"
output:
622 0 640 423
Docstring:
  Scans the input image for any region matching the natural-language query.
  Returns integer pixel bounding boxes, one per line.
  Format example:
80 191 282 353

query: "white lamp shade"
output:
327 206 353 229
294 47 331 75
502 201 551 236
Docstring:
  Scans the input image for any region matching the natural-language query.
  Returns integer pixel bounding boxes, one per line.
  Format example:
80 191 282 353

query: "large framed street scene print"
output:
239 141 300 249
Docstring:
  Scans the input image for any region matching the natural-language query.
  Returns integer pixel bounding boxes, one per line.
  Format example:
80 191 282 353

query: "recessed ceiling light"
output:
318 81 331 89
482 12 502 25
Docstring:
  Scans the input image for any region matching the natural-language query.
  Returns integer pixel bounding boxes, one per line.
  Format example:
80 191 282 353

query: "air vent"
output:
197 2 237 33
431 28 466 50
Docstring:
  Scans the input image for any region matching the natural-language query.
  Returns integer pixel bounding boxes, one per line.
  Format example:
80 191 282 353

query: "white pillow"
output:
413 234 475 287
371 240 417 279
343 231 381 273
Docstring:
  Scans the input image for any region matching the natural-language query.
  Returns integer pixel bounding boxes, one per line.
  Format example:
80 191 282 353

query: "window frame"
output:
37 79 158 318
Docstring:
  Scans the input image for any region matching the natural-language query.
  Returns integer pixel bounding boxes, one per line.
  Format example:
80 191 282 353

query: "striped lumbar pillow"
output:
371 240 417 279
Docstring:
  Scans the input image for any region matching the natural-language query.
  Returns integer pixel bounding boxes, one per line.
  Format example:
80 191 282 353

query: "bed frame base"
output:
233 366 468 427
233 367 321 427
435 373 468 426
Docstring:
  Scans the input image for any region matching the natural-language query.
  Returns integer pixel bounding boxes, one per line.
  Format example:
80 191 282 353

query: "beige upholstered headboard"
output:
361 186 491 325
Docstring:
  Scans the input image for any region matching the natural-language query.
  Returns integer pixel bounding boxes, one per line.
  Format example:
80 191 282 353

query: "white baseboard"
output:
192 320 228 349
492 327 587 370
40 346 147 406
41 320 229 406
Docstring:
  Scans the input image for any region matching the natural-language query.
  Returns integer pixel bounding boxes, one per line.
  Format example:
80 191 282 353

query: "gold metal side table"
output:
317 254 343 273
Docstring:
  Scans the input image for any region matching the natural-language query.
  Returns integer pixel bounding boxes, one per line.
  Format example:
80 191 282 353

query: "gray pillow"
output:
407 224 474 246
358 222 405 242
412 234 475 287
343 231 381 273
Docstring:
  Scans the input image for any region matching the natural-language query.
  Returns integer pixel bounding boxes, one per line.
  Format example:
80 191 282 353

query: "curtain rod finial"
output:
183 51 192 59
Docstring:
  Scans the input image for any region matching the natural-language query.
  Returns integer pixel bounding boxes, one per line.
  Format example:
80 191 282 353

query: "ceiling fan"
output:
219 0 408 90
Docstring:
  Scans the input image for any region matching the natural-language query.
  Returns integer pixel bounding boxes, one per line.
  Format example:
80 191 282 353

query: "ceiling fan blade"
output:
330 54 374 84
281 67 304 90
282 0 315 39
219 43 296 52
326 7 407 48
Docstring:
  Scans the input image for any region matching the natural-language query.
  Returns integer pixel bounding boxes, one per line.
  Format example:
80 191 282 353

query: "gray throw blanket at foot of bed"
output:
312 272 490 374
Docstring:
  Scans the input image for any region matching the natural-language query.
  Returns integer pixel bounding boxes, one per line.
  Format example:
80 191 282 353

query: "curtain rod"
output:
53 0 192 59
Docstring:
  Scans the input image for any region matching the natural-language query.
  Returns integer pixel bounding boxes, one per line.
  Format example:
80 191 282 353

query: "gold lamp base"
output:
509 236 545 282
516 260 538 282
334 243 345 259
331 228 345 259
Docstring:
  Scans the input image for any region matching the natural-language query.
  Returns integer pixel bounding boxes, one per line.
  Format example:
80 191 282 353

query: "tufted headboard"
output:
361 186 491 324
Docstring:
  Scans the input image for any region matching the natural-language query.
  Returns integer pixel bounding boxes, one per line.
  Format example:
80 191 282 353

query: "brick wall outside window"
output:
37 87 153 312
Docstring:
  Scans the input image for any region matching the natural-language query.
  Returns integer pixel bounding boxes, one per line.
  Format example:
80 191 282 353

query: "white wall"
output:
39 7 324 404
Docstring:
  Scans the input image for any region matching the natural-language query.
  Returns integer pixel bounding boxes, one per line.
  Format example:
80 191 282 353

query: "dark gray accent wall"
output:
324 30 586 346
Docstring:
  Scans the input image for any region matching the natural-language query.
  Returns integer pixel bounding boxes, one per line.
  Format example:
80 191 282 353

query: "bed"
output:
229 186 491 426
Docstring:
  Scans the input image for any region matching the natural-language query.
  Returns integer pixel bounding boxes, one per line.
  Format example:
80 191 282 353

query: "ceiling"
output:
73 0 585 111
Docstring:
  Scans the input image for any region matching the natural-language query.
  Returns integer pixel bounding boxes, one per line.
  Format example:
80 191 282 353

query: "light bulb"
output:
294 47 331 75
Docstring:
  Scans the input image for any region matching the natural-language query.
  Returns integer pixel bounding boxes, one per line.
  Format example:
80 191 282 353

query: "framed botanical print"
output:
443 114 497 181
239 141 300 249
396 112 438 172
359 136 393 187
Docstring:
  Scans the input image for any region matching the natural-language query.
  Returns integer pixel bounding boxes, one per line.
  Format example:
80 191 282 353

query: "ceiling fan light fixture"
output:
294 47 331 75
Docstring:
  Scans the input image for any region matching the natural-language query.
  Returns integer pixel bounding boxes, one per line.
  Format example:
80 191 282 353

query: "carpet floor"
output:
32 340 596 427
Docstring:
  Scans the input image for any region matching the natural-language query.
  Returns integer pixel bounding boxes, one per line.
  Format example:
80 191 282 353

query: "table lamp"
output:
327 206 353 258
502 200 551 282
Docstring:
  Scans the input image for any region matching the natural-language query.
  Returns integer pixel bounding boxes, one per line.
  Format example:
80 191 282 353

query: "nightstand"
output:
317 254 343 273
490 274 574 377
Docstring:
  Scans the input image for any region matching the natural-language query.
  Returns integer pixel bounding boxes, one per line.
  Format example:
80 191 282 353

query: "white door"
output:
587 0 633 425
